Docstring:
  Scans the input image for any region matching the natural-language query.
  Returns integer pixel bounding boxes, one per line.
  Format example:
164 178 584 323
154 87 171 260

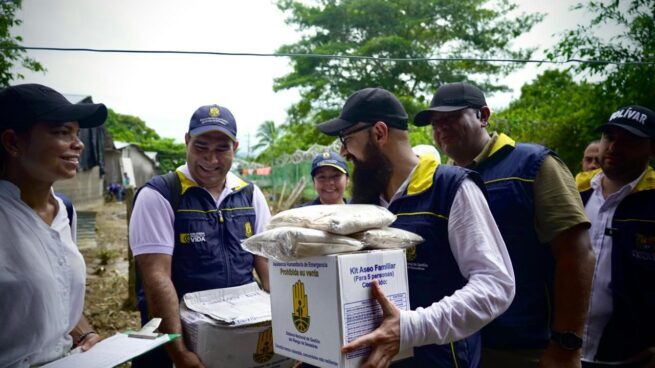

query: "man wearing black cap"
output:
576 105 655 367
0 83 106 366
414 82 595 368
129 104 271 368
319 87 515 368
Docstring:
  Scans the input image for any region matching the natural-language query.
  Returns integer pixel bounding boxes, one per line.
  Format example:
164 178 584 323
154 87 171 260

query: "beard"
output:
350 140 393 204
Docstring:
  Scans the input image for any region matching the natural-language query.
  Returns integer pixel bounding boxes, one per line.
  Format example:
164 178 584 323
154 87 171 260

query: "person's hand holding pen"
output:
341 280 401 368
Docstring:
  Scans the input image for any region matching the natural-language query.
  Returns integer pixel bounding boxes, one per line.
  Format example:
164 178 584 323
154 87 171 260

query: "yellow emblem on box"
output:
252 327 274 363
292 280 310 333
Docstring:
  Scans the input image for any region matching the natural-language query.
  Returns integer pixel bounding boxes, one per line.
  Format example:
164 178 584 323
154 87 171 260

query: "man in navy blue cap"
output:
300 150 349 206
577 105 655 367
129 104 272 368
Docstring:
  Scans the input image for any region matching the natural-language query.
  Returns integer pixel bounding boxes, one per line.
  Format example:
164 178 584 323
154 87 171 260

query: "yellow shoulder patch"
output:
634 166 655 193
176 170 197 195
230 173 249 191
575 168 601 192
408 154 439 195
489 133 516 157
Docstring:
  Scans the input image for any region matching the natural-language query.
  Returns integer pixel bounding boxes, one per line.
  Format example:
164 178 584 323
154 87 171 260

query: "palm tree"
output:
252 120 279 152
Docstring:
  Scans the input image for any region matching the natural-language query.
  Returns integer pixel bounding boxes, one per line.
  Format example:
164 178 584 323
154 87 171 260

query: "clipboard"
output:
42 319 179 368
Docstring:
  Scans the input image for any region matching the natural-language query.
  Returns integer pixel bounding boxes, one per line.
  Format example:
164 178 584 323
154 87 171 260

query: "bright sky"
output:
13 0 593 155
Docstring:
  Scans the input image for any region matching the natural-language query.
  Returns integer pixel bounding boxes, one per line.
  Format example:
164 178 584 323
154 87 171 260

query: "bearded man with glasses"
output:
317 87 515 368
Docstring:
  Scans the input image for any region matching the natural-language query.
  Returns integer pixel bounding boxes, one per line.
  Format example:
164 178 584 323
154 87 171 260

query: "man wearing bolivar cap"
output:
129 104 272 368
576 105 655 367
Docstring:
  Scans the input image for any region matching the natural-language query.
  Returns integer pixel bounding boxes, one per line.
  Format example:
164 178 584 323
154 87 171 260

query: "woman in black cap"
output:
0 84 107 367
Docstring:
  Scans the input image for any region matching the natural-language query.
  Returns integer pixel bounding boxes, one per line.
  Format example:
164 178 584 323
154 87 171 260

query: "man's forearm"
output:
254 255 270 292
143 272 187 354
551 226 595 335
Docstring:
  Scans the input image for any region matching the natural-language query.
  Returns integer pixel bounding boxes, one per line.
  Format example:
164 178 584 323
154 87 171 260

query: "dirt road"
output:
80 201 140 339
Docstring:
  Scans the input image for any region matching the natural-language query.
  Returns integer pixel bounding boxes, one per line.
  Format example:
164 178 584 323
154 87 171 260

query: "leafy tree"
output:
104 108 186 173
492 69 605 171
257 0 543 159
0 0 45 86
547 0 655 109
104 109 160 143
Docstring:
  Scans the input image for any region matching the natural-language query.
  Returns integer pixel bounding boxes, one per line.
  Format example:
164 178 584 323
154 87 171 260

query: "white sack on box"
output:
352 227 425 249
241 226 364 261
266 204 397 235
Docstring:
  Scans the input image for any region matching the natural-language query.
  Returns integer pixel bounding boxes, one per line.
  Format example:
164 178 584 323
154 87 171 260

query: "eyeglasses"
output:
338 124 373 148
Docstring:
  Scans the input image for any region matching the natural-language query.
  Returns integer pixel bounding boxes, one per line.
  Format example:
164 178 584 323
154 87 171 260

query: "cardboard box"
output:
182 317 294 368
180 283 294 368
269 249 412 368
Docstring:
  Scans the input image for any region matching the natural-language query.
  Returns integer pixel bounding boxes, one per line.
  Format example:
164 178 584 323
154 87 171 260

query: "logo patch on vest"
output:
179 232 206 244
245 221 253 238
252 327 274 363
632 233 655 261
292 280 310 333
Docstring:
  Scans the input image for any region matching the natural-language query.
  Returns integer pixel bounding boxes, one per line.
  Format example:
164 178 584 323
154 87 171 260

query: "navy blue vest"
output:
389 155 485 368
475 134 554 349
137 171 257 311
579 167 655 361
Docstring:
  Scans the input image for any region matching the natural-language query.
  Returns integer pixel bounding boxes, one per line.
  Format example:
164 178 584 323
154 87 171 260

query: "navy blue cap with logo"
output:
188 104 238 141
599 105 655 139
311 151 349 177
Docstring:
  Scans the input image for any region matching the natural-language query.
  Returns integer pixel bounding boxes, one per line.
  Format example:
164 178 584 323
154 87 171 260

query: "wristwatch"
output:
550 330 583 350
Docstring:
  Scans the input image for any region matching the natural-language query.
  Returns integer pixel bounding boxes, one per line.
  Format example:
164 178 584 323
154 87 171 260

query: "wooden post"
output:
123 186 138 310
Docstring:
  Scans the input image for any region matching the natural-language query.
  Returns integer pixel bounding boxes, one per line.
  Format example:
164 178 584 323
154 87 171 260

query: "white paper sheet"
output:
42 332 173 368
183 282 271 326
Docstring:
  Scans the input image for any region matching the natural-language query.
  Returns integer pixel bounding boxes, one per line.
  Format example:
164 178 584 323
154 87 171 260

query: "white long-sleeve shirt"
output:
582 170 645 362
380 176 515 350
0 181 85 367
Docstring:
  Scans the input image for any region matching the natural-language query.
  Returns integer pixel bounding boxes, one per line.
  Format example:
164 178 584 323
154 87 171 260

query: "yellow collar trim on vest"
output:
176 170 196 195
489 133 516 157
575 166 655 193
575 169 601 192
407 154 440 195
176 170 250 195
230 174 249 192
634 166 655 193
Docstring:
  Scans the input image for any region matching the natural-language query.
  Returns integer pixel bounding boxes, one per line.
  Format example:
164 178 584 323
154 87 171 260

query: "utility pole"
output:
247 133 251 160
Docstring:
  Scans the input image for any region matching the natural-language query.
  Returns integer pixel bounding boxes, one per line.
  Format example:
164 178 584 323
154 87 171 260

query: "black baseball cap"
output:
599 105 655 139
414 82 487 126
0 83 107 130
188 104 237 141
317 88 408 136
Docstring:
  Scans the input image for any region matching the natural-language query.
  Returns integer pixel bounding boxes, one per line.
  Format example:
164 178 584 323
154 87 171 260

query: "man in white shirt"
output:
317 88 515 368
577 105 655 367
129 104 271 368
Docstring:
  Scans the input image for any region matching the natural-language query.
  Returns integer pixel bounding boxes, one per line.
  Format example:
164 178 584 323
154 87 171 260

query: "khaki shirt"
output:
454 132 590 243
